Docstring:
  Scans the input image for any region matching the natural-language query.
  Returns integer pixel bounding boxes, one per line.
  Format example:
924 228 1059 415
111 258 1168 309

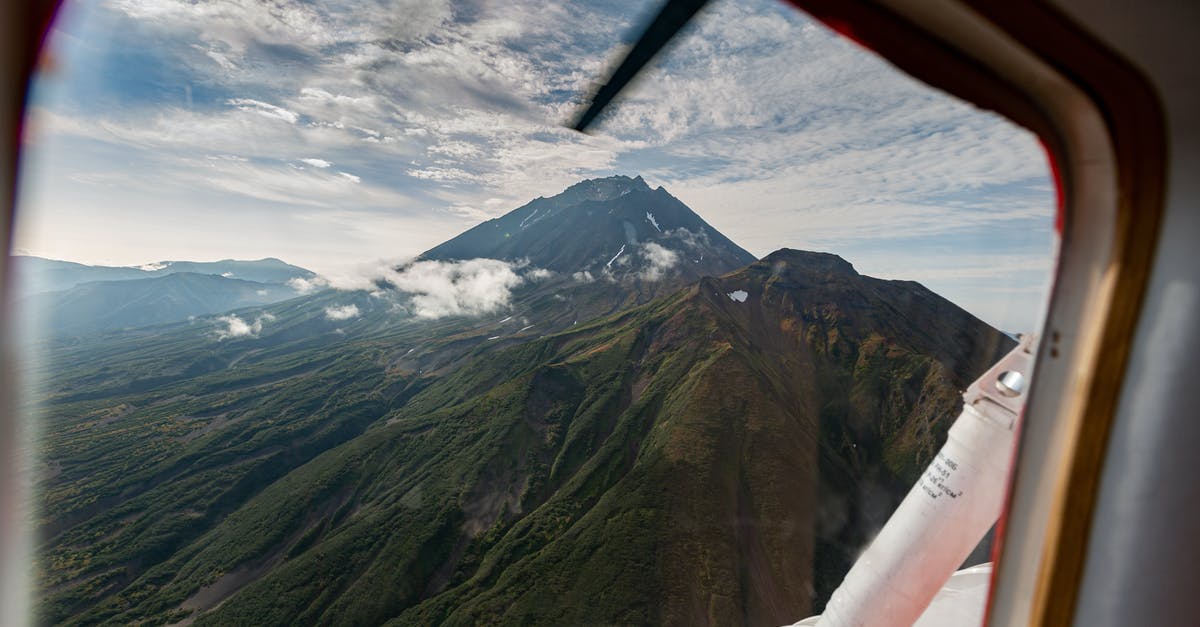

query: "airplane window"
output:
12 0 1055 624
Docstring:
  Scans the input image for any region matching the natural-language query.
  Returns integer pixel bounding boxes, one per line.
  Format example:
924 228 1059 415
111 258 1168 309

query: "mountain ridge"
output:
29 178 1011 626
27 272 302 335
13 255 315 296
34 246 1009 625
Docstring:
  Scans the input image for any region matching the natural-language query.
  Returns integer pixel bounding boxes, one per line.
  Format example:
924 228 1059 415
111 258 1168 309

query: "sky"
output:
13 0 1056 331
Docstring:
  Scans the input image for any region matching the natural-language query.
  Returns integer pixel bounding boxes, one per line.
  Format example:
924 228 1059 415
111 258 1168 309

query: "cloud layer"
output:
384 259 524 319
18 0 1056 330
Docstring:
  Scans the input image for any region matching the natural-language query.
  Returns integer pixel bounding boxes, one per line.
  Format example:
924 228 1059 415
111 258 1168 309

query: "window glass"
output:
16 0 1054 624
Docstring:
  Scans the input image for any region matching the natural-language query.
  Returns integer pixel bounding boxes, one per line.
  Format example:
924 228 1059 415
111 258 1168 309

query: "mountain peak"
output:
559 174 651 203
421 176 756 283
760 248 858 277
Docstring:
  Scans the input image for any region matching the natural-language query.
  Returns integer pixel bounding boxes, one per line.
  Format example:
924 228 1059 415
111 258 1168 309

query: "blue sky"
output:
15 0 1055 330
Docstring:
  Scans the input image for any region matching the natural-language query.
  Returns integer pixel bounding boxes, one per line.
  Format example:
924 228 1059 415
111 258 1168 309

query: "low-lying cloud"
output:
324 304 361 320
215 312 274 339
384 258 524 319
313 257 528 319
638 242 680 281
288 276 330 294
524 267 555 282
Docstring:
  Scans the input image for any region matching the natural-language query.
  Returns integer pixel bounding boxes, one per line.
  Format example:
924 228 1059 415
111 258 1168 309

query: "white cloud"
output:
214 313 272 339
204 49 236 71
525 267 555 282
24 0 1055 330
288 276 329 294
408 166 481 183
310 257 526 319
572 270 595 283
226 99 299 124
638 242 680 281
110 0 453 61
56 0 1051 244
382 258 524 319
324 304 360 320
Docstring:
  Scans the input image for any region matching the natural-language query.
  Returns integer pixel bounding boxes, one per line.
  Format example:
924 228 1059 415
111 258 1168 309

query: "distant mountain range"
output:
26 273 300 335
30 176 1010 626
14 256 315 334
13 256 315 295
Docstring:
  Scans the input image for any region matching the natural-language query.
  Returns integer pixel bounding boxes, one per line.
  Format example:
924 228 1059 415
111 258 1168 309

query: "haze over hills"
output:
29 176 1011 626
12 255 315 296
26 273 301 335
13 256 317 335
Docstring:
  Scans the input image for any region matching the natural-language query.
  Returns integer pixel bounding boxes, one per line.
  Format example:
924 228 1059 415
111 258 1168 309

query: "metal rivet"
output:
995 370 1025 397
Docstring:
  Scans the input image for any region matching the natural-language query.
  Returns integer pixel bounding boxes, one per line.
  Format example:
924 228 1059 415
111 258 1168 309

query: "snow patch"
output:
518 324 535 333
727 290 748 303
139 261 170 272
499 315 513 323
605 244 626 269
645 212 661 232
519 207 540 229
221 271 233 278
487 336 500 340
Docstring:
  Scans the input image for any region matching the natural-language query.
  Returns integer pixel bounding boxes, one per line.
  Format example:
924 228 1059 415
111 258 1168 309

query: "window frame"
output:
781 0 1167 624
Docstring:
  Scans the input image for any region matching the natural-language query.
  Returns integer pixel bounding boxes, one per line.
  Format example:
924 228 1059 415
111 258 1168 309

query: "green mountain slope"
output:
45 249 1009 626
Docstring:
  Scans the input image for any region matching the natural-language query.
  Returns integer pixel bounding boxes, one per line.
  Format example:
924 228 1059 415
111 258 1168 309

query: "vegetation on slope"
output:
31 249 1010 626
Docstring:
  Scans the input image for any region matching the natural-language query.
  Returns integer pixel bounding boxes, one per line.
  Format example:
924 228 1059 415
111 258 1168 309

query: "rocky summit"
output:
422 175 756 283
